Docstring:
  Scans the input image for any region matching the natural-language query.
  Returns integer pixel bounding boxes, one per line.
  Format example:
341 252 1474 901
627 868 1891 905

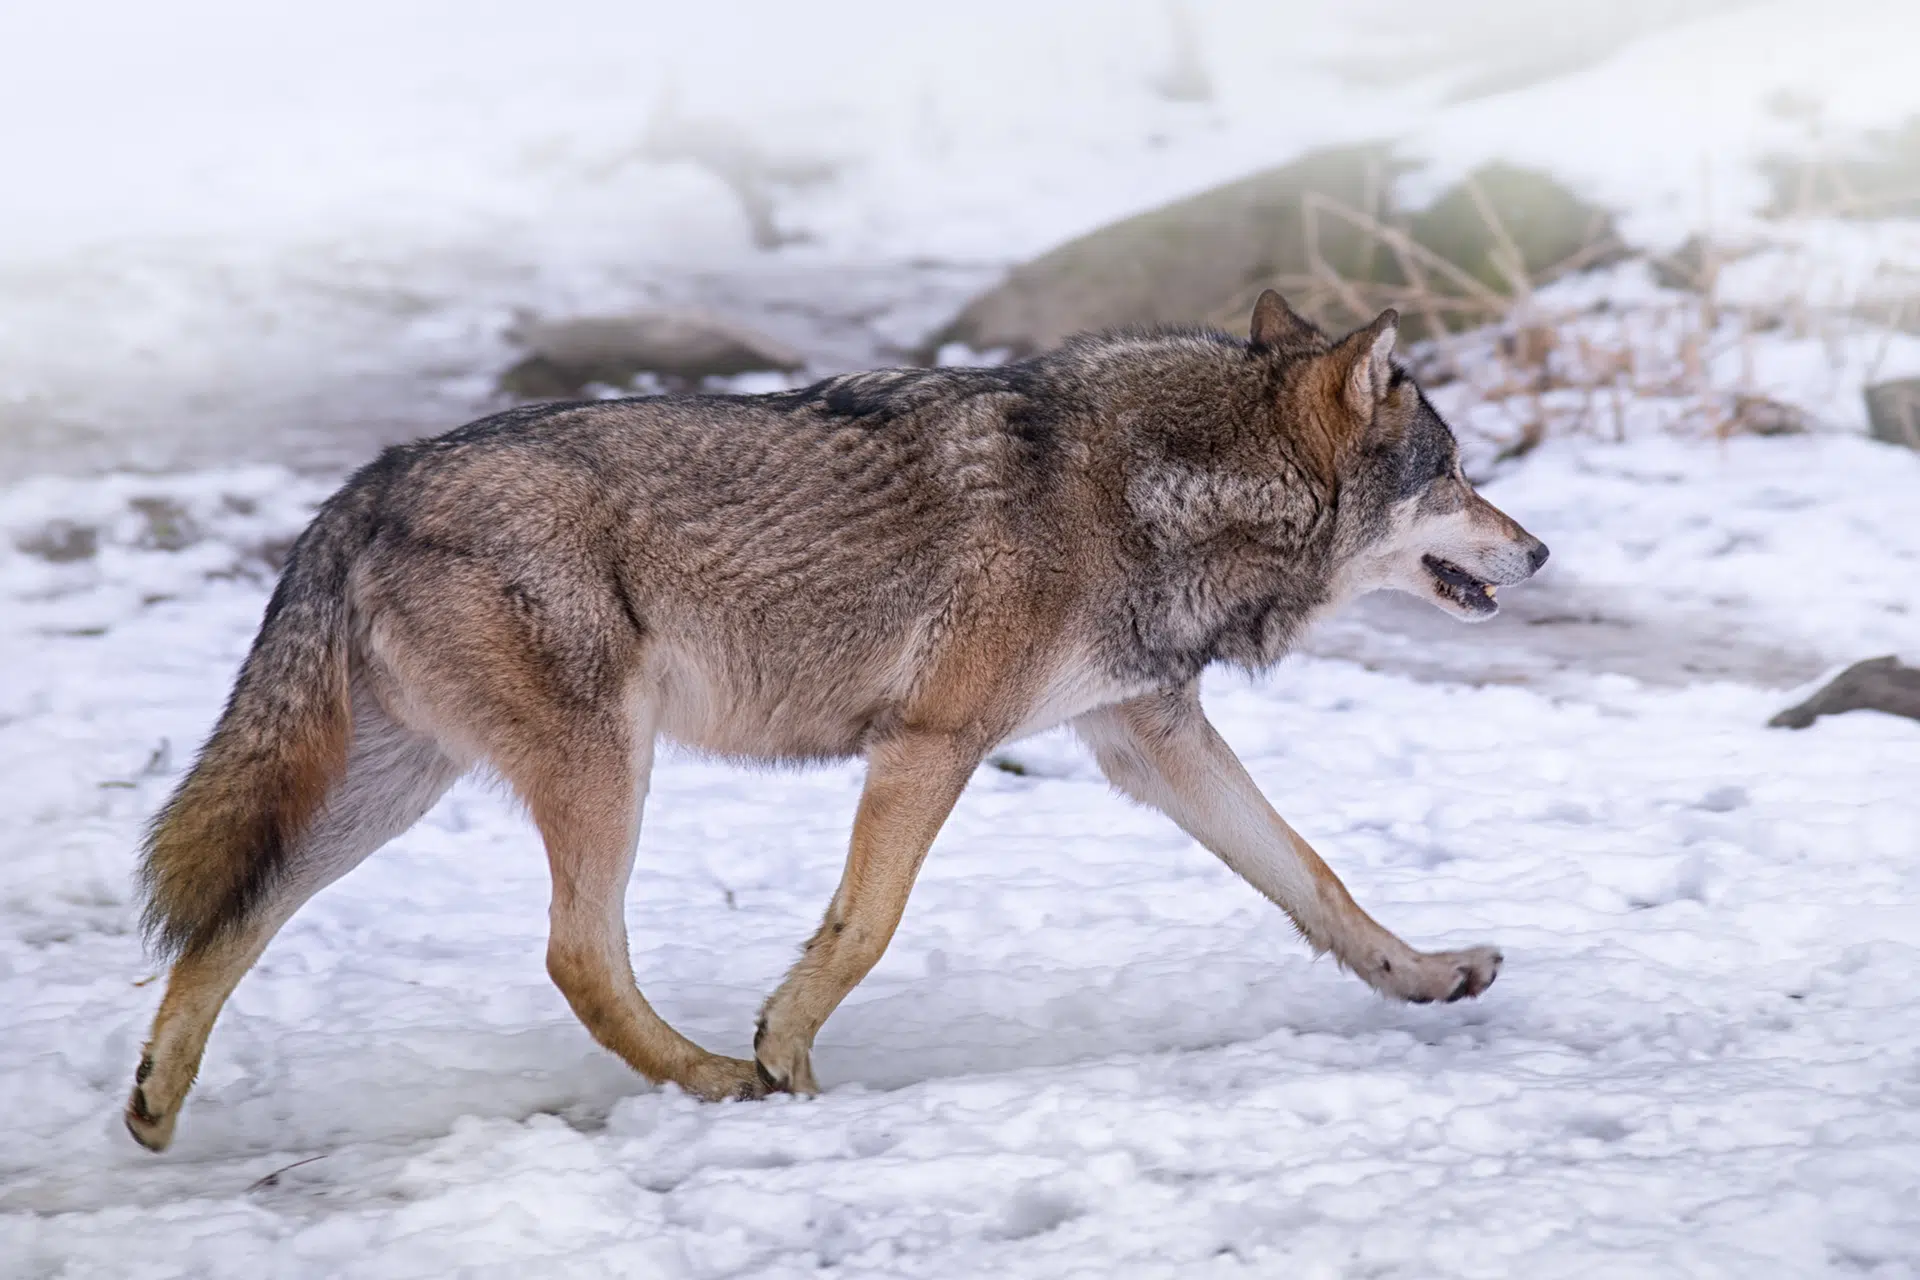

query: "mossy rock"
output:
1404 163 1619 297
926 147 1618 355
926 144 1406 357
501 310 805 399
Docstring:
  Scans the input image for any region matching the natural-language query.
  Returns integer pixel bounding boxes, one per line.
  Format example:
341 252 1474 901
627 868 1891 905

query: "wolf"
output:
125 291 1548 1151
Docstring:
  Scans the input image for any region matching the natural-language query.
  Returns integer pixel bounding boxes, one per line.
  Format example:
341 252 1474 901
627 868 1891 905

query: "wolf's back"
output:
137 488 374 959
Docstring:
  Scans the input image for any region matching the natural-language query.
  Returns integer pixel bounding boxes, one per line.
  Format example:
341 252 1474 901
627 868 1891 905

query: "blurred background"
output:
2 0 1915 478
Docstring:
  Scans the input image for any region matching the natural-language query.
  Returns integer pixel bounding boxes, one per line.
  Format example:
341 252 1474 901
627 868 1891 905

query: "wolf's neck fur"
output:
1048 330 1342 684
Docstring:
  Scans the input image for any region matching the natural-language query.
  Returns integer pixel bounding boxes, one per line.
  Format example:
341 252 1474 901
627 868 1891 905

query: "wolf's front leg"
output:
1074 685 1501 1004
754 729 983 1093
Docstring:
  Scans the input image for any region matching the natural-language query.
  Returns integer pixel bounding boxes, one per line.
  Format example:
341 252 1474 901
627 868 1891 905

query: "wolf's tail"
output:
138 490 374 959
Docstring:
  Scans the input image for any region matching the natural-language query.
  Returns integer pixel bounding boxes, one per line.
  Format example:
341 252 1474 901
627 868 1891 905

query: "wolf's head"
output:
1252 291 1549 621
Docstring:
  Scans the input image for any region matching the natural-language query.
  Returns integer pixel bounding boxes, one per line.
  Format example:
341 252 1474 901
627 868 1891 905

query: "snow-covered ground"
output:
5 1 1920 1276
3 432 1918 1277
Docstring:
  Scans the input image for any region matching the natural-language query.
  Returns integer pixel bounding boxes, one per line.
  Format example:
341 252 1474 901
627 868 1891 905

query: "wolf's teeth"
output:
1483 584 1497 598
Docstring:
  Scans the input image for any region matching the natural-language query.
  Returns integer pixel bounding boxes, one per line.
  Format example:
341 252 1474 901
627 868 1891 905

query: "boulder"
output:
924 146 1618 357
1404 163 1619 297
500 309 805 399
1647 233 1761 293
926 144 1400 358
1769 656 1920 729
1865 378 1920 451
1762 115 1920 219
1728 394 1810 437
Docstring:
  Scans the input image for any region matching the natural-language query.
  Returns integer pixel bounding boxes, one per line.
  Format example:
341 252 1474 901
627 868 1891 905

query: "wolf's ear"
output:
1334 309 1399 418
1249 290 1320 350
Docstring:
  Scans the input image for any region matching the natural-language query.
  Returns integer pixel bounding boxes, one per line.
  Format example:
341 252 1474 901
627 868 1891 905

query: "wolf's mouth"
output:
1422 554 1499 615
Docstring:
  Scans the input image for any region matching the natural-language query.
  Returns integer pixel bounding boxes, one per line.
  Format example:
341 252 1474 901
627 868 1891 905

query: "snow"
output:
1408 0 1920 246
5 1 1920 1275
4 435 1918 1276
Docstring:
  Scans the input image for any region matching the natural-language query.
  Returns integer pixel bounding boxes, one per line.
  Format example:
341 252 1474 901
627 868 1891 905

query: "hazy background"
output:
0 0 1913 475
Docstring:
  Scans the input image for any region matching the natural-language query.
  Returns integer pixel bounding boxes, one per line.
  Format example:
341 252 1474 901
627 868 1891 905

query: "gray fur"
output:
346 325 1360 713
278 685 465 904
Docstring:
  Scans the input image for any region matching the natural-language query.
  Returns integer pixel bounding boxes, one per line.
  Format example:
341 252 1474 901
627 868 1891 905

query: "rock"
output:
1865 379 1920 450
500 310 805 399
924 146 1618 357
129 497 197 551
1728 394 1810 437
1648 234 1754 293
1404 163 1620 298
1762 115 1920 219
16 520 97 563
1769 656 1920 729
925 144 1399 358
1648 235 1784 309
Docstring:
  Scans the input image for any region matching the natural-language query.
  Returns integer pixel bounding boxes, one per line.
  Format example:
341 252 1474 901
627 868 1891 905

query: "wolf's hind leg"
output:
754 730 980 1094
516 725 764 1103
1074 686 1501 1005
128 689 463 1151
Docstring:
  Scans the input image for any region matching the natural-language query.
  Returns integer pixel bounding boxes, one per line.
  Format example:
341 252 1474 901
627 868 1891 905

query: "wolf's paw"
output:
679 1054 777 1103
750 1018 820 1097
1365 945 1502 1004
124 1062 178 1153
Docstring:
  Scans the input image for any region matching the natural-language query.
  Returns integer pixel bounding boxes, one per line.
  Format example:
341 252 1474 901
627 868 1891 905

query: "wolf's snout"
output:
1525 538 1550 575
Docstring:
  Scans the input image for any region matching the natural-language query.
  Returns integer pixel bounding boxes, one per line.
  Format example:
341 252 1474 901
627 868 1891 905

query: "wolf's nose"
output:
1527 540 1551 573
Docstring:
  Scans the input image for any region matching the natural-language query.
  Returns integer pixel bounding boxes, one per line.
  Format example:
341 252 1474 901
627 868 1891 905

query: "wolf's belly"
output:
644 635 915 764
1001 646 1156 744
